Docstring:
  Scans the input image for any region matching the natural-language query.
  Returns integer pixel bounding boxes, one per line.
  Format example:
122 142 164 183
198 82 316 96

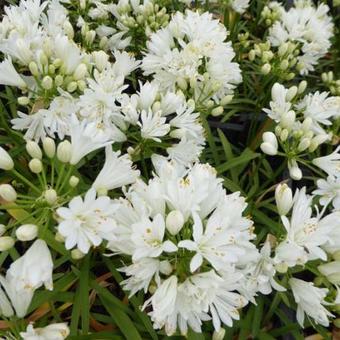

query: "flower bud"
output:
42 76 53 90
280 110 296 129
18 96 30 106
44 189 57 205
280 129 289 142
279 59 289 70
318 261 340 285
260 142 277 156
213 329 226 340
92 51 109 72
248 50 256 61
71 249 85 260
69 175 79 187
85 30 96 45
261 132 278 155
26 141 42 159
57 141 72 163
73 63 87 80
0 225 6 236
159 260 172 275
29 61 39 76
42 137 56 158
67 81 77 93
166 210 184 236
298 80 307 94
0 184 17 202
297 138 310 152
0 147 14 170
29 158 43 174
211 106 224 117
275 262 288 273
278 43 288 56
0 236 14 251
55 232 65 242
261 63 271 75
16 224 38 241
263 131 278 147
288 159 302 180
286 86 297 102
275 183 293 215
220 95 233 106
54 74 64 87
176 77 187 91
63 21 74 39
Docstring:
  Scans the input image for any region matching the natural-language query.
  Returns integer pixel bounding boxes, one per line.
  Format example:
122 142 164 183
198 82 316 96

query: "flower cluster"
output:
0 0 339 338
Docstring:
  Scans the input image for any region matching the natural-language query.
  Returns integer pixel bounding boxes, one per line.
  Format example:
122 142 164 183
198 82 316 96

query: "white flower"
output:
313 176 340 210
139 110 170 142
274 187 334 267
56 188 117 253
142 10 241 105
268 1 334 75
275 183 293 215
313 146 340 178
230 0 250 14
69 117 113 165
0 146 14 170
20 323 70 340
289 278 332 327
0 57 26 87
131 214 177 261
93 146 140 192
0 239 53 317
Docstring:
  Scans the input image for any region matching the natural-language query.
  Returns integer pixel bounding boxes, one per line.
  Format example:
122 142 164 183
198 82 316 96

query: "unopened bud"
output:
69 175 79 187
18 96 30 106
166 210 185 236
29 158 43 174
42 137 56 158
73 63 87 80
57 141 72 163
0 236 14 251
261 63 271 75
92 51 109 72
286 86 297 102
42 76 53 90
212 329 226 340
71 249 85 260
211 106 224 117
0 147 14 170
29 61 39 76
298 80 307 94
0 184 17 202
275 183 293 215
297 138 310 152
16 224 38 241
26 141 42 159
44 189 57 205
288 159 302 180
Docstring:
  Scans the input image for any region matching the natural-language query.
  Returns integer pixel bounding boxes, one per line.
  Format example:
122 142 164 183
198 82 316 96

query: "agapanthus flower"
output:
20 323 70 340
313 146 340 178
267 0 334 75
106 157 259 334
313 176 340 211
142 10 242 107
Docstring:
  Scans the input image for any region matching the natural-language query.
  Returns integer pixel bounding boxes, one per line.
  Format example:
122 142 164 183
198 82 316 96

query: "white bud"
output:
275 183 293 216
211 106 224 117
0 184 17 202
0 236 14 251
0 225 6 236
260 142 278 156
85 30 96 45
96 187 108 196
212 329 226 340
67 81 77 93
42 76 53 90
57 141 72 163
29 158 43 174
275 262 288 273
271 83 282 102
63 21 74 39
297 138 310 152
0 147 14 170
166 210 184 236
92 51 109 72
26 141 42 159
318 261 340 285
55 232 65 242
44 189 57 205
176 77 187 91
71 249 85 260
263 132 278 148
280 110 296 129
42 137 56 158
159 260 172 275
29 61 39 76
261 63 271 75
73 63 87 80
54 75 63 87
18 96 30 106
220 95 233 106
288 159 302 180
280 129 289 142
298 80 307 94
69 175 79 187
309 134 329 152
16 224 38 241
286 86 297 102
301 117 312 132
278 43 288 56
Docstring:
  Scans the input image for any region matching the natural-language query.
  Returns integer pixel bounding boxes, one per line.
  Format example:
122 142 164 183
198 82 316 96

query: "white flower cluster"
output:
267 0 334 75
142 10 242 110
105 156 282 335
261 82 340 180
